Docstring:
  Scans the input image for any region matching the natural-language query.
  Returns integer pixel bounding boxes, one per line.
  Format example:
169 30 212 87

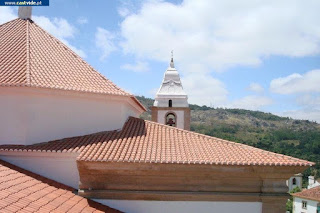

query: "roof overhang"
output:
292 194 320 202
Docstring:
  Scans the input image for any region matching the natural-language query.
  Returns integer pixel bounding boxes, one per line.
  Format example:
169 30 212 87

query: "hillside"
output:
136 95 320 182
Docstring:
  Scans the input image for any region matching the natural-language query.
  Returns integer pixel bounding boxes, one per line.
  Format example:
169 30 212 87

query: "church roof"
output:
0 160 120 212
0 117 313 167
0 18 145 110
292 185 320 202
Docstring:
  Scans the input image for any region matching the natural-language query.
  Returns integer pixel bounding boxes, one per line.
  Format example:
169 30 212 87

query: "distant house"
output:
292 185 320 213
287 173 303 192
308 176 320 189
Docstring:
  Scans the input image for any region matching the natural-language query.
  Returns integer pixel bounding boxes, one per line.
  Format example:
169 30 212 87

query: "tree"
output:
286 187 302 212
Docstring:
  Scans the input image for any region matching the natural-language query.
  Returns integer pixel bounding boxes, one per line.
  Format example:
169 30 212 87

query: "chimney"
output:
18 6 32 20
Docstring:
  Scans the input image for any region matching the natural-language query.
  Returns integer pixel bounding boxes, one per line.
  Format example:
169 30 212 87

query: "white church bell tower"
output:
151 53 190 130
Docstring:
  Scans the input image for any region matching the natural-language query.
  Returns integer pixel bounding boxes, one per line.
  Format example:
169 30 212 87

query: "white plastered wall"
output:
154 96 188 107
94 199 262 213
293 197 319 213
0 87 141 145
158 110 184 129
0 152 79 188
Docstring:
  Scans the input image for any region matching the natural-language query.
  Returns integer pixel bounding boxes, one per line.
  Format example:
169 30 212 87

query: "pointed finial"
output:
170 50 175 68
18 6 32 20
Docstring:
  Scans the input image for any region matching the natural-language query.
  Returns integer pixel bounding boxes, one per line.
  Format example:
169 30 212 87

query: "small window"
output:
166 113 176 127
168 100 172 107
292 178 296 185
302 201 307 209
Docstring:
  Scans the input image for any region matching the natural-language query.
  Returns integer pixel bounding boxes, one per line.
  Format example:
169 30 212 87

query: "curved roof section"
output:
0 117 314 167
0 18 145 111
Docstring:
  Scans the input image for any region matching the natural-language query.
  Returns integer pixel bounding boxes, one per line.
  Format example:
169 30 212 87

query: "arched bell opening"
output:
165 112 176 127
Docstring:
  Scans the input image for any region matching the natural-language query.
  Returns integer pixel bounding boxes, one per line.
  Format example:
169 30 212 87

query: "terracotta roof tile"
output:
292 186 320 202
0 117 314 167
0 160 121 213
0 18 145 111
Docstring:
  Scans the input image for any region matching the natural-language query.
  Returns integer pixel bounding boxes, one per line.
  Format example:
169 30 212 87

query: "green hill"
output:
136 95 320 183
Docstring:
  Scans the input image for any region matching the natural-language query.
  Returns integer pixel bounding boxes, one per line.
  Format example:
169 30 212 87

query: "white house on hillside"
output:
292 176 320 213
292 185 320 213
308 176 320 189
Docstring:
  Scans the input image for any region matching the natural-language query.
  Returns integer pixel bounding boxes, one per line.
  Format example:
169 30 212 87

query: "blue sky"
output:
1 0 320 122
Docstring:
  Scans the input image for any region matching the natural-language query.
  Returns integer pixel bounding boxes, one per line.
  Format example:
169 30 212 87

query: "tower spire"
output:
170 50 175 68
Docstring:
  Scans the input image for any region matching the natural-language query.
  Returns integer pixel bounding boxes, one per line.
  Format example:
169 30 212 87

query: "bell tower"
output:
151 53 190 130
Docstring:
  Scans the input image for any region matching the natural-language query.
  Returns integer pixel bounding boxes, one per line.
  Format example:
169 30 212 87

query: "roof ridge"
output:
0 18 146 111
25 19 31 86
30 21 129 95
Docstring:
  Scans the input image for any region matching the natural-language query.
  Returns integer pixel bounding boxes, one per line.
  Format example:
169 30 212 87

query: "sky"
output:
1 0 320 122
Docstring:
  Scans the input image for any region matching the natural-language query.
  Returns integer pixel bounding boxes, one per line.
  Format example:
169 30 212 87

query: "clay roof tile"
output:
0 18 145 111
0 160 120 213
0 117 314 167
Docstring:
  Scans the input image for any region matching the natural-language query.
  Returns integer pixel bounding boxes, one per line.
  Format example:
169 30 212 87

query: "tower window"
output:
292 178 296 185
168 100 172 107
166 113 176 127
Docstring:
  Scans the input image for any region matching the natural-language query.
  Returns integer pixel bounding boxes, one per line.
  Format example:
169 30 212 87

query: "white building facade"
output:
293 197 320 213
292 178 320 213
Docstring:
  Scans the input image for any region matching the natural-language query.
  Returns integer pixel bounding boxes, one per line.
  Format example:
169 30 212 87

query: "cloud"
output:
270 70 320 123
33 16 86 58
182 74 228 106
118 7 131 17
0 10 86 58
280 109 320 123
296 94 320 107
34 16 75 38
120 0 320 71
121 61 149 72
117 0 141 18
0 7 16 24
77 17 88 25
148 88 158 97
247 83 264 93
270 69 320 94
228 95 273 110
95 27 116 60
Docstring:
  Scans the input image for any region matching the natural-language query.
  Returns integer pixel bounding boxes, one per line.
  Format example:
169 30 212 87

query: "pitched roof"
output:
0 117 314 167
0 18 145 111
292 186 320 202
0 160 120 212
